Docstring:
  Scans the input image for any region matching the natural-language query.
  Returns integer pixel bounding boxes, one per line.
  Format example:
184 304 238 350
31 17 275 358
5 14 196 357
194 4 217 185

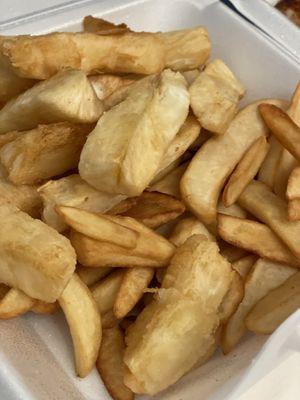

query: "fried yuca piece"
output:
258 136 283 189
180 99 287 224
169 216 216 247
38 174 125 232
0 204 76 302
79 70 189 196
83 16 130 35
189 59 245 135
0 178 41 217
88 74 134 101
149 162 188 199
0 287 35 319
124 236 234 395
0 32 165 79
0 70 102 134
0 123 92 185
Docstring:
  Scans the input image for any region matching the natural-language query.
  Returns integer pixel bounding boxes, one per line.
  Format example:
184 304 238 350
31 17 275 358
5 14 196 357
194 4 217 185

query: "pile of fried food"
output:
0 15 299 400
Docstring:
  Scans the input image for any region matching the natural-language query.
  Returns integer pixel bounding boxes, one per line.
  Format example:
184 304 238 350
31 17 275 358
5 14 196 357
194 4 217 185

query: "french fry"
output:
223 136 269 206
245 271 300 334
88 74 134 101
218 214 300 268
274 149 298 198
79 70 189 196
149 162 187 199
259 104 300 161
124 236 234 395
238 180 300 258
59 273 101 378
221 258 296 353
169 216 216 247
97 326 134 400
114 267 154 319
180 99 287 224
288 198 300 221
118 192 185 229
219 272 244 324
217 201 247 219
189 59 245 135
288 82 300 126
31 300 59 315
287 166 300 199
0 70 103 134
0 179 42 218
91 271 124 315
77 266 112 287
0 123 92 185
232 255 257 280
57 206 138 249
0 288 35 319
38 175 125 232
0 204 76 302
258 136 283 189
0 32 165 79
83 16 131 35
218 241 247 263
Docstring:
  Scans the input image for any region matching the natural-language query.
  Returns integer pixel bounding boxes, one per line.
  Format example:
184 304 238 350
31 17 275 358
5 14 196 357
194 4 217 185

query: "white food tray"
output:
0 0 299 399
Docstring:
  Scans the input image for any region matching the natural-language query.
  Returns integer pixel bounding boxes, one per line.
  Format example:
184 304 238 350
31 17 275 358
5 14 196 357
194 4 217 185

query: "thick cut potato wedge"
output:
91 271 124 315
0 123 91 185
223 136 269 206
79 70 189 196
149 162 187 199
0 179 41 218
0 204 76 302
59 274 101 378
169 216 216 247
0 32 165 79
258 136 283 189
88 74 134 101
124 236 234 395
118 191 185 229
0 288 35 319
31 300 59 315
189 59 245 135
288 198 300 221
232 255 257 280
77 266 112 287
38 175 125 232
0 70 102 134
287 166 300 199
83 16 130 35
221 258 296 353
180 99 287 224
97 326 134 400
245 271 300 334
238 180 300 258
218 214 300 268
114 267 154 319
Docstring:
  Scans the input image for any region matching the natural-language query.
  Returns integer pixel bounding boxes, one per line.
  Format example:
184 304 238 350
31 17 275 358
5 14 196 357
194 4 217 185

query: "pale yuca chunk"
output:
38 174 125 232
0 204 76 302
0 123 92 185
0 32 165 79
0 70 103 134
79 70 189 196
189 59 245 135
124 236 234 395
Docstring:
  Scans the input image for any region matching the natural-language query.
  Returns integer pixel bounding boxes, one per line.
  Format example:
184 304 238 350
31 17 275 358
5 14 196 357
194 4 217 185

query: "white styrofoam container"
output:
0 1 299 399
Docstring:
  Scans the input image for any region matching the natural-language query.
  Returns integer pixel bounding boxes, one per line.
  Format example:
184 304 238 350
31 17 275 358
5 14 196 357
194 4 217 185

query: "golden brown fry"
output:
83 16 130 35
77 266 112 287
97 326 134 400
38 174 125 232
245 271 300 334
180 99 287 224
79 71 189 196
288 82 300 125
91 271 124 315
114 267 154 319
232 255 257 280
239 180 300 258
221 258 296 353
274 149 298 198
0 123 91 185
59 274 101 378
57 206 138 249
189 59 245 135
149 162 187 199
88 74 134 101
259 104 300 161
0 288 35 319
288 198 300 220
0 204 76 302
219 272 244 324
0 70 102 134
169 216 215 247
31 300 59 315
223 137 269 206
287 166 300 199
0 32 164 79
119 192 185 228
258 136 283 189
218 214 300 268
